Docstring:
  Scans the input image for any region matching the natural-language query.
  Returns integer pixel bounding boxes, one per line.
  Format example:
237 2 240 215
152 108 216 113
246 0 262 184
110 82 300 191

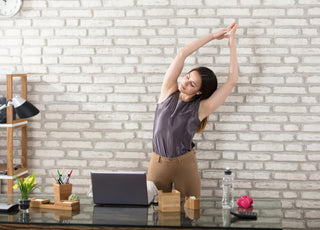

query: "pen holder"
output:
53 183 72 202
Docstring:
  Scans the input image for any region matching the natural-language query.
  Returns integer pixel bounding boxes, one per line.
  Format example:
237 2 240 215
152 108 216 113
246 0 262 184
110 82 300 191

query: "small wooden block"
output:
40 202 79 211
30 198 51 208
55 200 80 208
158 189 180 212
30 197 80 210
184 196 200 210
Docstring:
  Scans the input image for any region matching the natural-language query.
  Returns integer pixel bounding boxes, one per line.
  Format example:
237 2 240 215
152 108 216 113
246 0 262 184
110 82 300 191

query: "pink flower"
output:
237 195 253 208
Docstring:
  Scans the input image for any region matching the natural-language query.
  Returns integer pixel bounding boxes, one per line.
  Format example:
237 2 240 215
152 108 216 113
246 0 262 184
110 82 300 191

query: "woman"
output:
147 22 238 198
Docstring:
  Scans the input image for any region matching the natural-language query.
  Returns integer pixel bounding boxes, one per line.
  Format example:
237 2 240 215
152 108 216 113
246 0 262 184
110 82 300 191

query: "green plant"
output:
13 173 39 200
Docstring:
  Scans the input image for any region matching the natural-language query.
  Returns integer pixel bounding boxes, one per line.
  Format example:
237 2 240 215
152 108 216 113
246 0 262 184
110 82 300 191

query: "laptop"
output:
90 171 154 206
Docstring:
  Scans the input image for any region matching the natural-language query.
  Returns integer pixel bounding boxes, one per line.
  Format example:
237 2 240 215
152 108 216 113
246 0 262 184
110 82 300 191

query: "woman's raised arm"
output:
159 23 236 103
199 23 238 121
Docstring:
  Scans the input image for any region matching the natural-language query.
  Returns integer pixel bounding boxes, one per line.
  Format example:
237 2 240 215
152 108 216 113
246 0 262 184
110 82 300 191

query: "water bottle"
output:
222 208 231 227
222 167 234 209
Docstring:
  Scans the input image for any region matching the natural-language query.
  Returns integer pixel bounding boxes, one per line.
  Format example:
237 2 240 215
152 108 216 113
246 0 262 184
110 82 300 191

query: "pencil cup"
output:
53 183 72 202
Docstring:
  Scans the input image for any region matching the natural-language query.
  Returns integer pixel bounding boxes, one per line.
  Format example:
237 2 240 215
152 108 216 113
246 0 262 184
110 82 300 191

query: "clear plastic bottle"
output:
222 167 234 209
222 208 231 227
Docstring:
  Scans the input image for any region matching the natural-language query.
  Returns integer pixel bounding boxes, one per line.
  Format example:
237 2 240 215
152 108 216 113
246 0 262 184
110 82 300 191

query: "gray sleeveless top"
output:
152 91 201 158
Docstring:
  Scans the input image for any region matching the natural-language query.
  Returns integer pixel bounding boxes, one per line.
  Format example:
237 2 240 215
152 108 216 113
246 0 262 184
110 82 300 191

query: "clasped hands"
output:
212 22 238 47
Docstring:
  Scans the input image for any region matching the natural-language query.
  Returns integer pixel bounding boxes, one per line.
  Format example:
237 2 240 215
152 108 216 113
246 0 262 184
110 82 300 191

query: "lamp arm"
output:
0 104 7 111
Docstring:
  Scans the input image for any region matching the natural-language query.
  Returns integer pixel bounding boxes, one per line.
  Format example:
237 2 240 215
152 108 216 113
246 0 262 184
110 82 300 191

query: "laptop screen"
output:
91 171 152 206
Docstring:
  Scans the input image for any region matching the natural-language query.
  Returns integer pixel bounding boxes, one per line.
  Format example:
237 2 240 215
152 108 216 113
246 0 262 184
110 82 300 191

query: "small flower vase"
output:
19 211 30 223
19 199 31 213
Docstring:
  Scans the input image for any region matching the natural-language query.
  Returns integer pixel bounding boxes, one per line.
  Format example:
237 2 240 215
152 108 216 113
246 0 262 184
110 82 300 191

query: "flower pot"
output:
19 199 31 212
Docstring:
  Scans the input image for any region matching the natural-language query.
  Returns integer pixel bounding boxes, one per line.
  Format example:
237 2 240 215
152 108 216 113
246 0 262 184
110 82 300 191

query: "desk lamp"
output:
0 96 39 119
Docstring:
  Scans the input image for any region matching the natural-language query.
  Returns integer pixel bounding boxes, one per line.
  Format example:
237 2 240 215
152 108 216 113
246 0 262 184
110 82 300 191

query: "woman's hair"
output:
188 67 218 133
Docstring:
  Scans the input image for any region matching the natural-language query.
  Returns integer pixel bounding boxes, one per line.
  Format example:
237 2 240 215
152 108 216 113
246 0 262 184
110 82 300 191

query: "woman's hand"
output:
228 23 237 47
212 22 237 40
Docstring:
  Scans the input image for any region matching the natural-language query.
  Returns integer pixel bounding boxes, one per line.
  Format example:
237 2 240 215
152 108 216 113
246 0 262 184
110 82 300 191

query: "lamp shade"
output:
11 96 40 119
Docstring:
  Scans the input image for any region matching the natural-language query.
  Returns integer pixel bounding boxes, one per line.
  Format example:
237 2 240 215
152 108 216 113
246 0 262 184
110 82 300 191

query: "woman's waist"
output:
152 148 195 161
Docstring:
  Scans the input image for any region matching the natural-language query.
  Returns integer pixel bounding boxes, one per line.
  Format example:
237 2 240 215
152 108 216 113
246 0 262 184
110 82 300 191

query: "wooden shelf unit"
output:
0 74 29 194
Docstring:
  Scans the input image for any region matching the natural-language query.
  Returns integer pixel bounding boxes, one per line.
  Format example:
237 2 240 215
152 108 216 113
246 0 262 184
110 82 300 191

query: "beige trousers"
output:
147 149 201 198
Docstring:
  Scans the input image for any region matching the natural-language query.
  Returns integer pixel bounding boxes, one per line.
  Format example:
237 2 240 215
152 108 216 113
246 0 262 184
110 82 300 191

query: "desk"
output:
0 195 282 229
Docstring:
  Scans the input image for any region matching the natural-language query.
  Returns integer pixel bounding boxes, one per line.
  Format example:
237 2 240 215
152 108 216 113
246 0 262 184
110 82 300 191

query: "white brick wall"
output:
0 1 319 228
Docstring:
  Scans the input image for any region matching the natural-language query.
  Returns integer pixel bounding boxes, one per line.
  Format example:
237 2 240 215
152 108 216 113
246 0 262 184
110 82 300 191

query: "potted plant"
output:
13 173 39 212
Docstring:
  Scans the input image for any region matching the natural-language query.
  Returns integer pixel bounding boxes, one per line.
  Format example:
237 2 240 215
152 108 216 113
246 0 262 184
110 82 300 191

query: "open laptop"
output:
90 171 154 206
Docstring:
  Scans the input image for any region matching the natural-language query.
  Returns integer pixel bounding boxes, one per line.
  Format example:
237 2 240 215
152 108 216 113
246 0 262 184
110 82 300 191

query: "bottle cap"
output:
224 167 232 175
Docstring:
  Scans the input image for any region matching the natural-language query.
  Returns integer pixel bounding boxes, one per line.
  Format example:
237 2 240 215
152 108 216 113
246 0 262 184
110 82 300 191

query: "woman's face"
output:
179 71 202 96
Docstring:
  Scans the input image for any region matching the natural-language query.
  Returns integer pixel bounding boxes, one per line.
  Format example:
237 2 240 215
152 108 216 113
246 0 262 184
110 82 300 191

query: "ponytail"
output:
190 67 217 134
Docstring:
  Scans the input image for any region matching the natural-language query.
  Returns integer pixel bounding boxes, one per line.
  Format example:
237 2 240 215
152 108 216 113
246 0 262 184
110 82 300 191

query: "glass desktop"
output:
0 195 282 229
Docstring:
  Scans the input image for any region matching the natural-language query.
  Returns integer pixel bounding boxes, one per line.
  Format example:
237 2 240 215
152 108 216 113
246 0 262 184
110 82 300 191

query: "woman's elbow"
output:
228 75 238 87
177 48 188 59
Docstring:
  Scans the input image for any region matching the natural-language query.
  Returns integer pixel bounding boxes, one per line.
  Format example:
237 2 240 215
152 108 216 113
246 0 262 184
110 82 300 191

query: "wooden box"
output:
158 190 180 212
30 198 51 208
184 196 200 210
53 183 72 202
30 198 80 211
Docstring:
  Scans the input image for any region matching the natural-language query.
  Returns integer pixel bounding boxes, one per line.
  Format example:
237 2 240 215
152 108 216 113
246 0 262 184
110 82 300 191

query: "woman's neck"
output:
179 92 193 102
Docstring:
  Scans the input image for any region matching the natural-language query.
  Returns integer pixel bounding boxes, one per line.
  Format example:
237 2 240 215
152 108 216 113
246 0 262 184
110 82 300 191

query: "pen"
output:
51 172 58 183
66 170 73 184
57 170 64 184
63 172 69 184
